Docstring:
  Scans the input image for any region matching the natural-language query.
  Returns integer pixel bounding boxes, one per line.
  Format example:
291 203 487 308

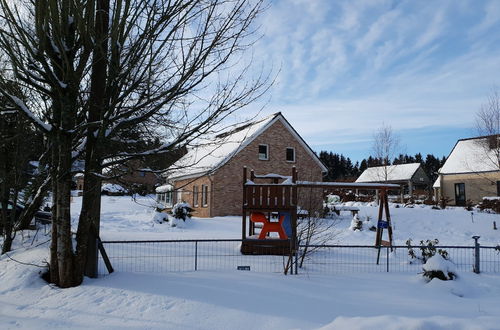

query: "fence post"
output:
472 236 480 274
294 245 299 275
386 246 389 272
195 241 198 271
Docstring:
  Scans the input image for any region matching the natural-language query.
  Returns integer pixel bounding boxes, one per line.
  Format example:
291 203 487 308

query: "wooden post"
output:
383 189 394 250
291 167 298 256
375 190 384 246
242 167 247 240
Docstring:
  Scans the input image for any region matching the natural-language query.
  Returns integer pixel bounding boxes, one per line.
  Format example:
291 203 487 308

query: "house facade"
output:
157 112 327 217
355 163 431 196
434 136 500 206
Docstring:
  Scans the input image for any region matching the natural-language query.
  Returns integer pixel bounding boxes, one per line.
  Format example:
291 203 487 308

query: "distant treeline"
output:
319 151 446 183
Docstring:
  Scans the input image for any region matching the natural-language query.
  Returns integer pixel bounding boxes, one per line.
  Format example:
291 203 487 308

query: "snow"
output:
441 137 499 174
2 196 500 329
356 163 421 182
8 94 53 132
155 184 173 193
423 255 457 274
165 114 277 180
298 180 400 188
101 183 128 194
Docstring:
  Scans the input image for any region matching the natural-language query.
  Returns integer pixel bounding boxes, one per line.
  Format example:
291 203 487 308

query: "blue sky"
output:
245 0 500 162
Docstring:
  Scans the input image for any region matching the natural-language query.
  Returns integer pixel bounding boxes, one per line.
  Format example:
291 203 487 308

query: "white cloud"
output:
248 0 500 154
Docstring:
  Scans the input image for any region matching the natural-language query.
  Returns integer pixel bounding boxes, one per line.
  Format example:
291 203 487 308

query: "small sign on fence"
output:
377 220 388 229
237 266 251 271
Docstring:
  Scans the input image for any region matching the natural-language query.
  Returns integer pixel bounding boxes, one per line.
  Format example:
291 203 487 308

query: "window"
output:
497 181 500 196
176 189 183 203
138 171 146 177
286 147 295 162
157 191 173 207
165 191 173 206
201 184 208 207
193 185 199 207
258 144 269 160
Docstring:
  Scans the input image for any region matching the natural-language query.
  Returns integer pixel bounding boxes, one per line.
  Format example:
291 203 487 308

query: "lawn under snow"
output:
1 195 500 330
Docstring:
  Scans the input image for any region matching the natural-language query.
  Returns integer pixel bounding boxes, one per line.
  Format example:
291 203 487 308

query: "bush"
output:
478 198 500 214
406 238 449 264
171 202 193 221
349 214 363 231
422 254 456 281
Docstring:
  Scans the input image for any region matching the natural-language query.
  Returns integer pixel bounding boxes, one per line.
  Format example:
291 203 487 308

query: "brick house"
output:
157 112 327 217
433 135 500 206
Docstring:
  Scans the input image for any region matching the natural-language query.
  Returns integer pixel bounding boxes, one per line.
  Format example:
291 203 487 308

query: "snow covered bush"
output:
152 210 168 224
171 202 193 221
168 203 193 228
422 254 457 281
349 214 363 231
478 197 500 214
101 183 128 195
406 238 449 264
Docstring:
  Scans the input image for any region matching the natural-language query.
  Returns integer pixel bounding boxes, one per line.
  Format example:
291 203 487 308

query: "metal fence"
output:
98 239 500 276
98 239 292 276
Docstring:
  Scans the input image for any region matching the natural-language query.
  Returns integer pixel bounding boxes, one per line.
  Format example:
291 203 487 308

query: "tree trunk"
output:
55 128 76 288
49 144 59 284
16 177 51 230
74 0 109 281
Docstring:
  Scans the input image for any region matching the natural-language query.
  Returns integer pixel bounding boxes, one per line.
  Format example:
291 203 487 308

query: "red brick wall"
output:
211 119 324 216
173 176 214 217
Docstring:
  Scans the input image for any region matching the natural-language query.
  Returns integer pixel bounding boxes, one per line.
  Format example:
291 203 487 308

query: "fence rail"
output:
98 239 500 276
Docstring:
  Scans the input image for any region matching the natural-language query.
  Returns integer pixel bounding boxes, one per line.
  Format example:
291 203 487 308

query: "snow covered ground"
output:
1 195 500 329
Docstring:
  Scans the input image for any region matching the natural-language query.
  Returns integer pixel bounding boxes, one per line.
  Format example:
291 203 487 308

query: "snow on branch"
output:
7 94 52 133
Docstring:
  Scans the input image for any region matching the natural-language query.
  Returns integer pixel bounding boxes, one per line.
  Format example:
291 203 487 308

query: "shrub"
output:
406 238 449 264
171 202 193 221
422 254 456 281
350 214 363 231
478 198 500 214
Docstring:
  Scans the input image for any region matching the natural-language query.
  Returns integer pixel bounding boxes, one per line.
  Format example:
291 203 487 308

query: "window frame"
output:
193 185 199 207
201 184 209 207
176 189 183 204
258 144 269 160
286 147 295 162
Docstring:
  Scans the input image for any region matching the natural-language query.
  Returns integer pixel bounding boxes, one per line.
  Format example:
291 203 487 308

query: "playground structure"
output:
240 167 400 257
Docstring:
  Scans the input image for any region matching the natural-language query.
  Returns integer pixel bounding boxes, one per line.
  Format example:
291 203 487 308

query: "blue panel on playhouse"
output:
280 212 292 237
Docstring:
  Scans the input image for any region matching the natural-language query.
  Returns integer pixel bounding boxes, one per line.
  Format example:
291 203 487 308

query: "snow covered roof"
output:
156 184 173 193
440 136 500 174
164 113 327 180
432 178 440 188
355 163 422 183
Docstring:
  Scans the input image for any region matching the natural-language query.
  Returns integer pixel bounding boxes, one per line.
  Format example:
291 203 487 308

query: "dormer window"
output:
286 147 295 162
258 144 269 160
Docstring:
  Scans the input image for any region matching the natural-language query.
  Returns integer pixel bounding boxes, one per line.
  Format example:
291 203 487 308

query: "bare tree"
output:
475 89 500 170
372 124 401 182
0 0 269 287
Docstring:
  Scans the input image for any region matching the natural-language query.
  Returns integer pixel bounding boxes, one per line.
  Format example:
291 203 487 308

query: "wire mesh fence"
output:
480 246 500 273
296 245 477 275
98 239 500 276
98 239 292 276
